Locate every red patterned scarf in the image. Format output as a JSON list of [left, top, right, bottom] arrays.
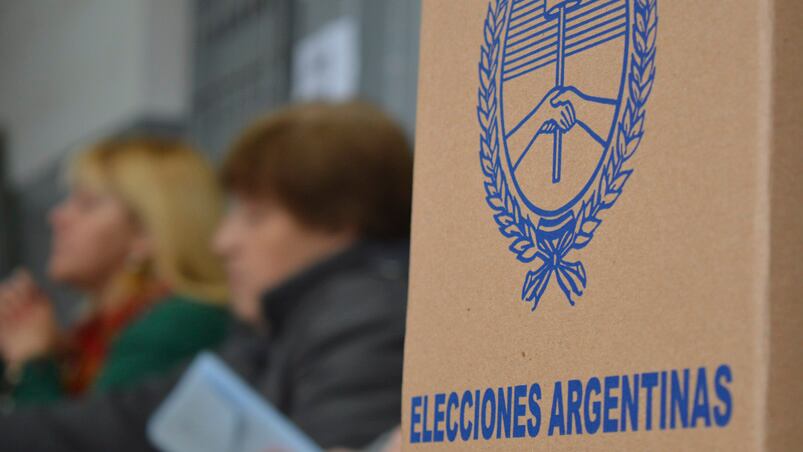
[[63, 281, 169, 395]]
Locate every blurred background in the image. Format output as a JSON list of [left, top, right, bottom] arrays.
[[0, 0, 421, 319]]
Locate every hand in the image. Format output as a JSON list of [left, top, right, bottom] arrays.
[[549, 86, 585, 117], [537, 87, 576, 133], [0, 270, 58, 371]]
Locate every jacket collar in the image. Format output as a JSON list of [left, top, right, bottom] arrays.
[[260, 241, 371, 335]]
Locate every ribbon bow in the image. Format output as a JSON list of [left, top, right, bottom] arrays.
[[521, 222, 587, 311]]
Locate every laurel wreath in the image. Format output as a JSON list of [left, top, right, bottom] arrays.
[[478, 0, 657, 310]]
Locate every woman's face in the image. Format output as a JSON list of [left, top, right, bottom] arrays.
[[213, 196, 355, 324], [48, 185, 143, 292]]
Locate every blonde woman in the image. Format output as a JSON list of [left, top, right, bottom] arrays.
[[0, 137, 229, 405]]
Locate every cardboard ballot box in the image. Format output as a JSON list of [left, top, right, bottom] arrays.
[[401, 0, 802, 450]]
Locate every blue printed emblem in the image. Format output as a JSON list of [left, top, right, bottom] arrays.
[[477, 0, 657, 311]]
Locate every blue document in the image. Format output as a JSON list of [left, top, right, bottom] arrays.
[[148, 352, 322, 452]]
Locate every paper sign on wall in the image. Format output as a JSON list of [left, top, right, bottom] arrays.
[[292, 16, 359, 101]]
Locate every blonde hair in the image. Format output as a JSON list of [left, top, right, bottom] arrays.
[[68, 137, 228, 304]]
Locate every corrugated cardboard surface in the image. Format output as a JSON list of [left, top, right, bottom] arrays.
[[768, 1, 803, 450], [402, 0, 801, 450]]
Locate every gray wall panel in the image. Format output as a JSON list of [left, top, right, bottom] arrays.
[[191, 0, 293, 159], [191, 0, 421, 156]]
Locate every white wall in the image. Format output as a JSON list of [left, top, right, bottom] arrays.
[[0, 0, 190, 186]]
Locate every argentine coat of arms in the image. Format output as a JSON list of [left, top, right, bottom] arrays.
[[477, 0, 658, 311]]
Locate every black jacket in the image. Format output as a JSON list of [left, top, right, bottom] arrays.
[[0, 241, 408, 451]]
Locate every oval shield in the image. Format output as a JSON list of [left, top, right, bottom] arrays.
[[477, 0, 658, 311]]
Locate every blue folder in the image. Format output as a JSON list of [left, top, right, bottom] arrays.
[[148, 352, 322, 452]]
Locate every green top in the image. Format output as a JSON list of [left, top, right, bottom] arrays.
[[10, 295, 229, 407]]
